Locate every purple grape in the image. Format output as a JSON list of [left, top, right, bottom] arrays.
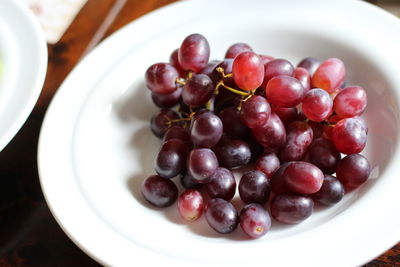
[[297, 57, 320, 76], [200, 60, 219, 77], [255, 152, 280, 177], [262, 58, 294, 87], [162, 125, 191, 144], [271, 193, 313, 224], [293, 67, 311, 92], [279, 121, 313, 162], [240, 203, 271, 238], [210, 59, 234, 86], [178, 34, 210, 73], [251, 112, 287, 152], [190, 112, 223, 148], [273, 107, 298, 127], [213, 136, 251, 169], [239, 170, 270, 204], [336, 154, 371, 190], [309, 137, 341, 174], [283, 161, 324, 194], [141, 175, 178, 208], [243, 134, 264, 163], [332, 117, 367, 154], [145, 63, 179, 94], [302, 88, 333, 122], [187, 148, 218, 183], [270, 162, 291, 194], [151, 86, 182, 109], [169, 48, 186, 77], [155, 139, 188, 179], [179, 172, 202, 189], [205, 167, 236, 201], [150, 109, 180, 138], [225, 43, 253, 59], [182, 74, 214, 108], [312, 175, 344, 205], [218, 107, 249, 137], [240, 95, 271, 128], [205, 198, 238, 234]]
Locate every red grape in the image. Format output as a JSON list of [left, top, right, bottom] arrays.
[[283, 161, 324, 194], [297, 57, 320, 76], [155, 138, 188, 179], [205, 198, 238, 234], [309, 137, 341, 174], [200, 60, 219, 77], [150, 109, 180, 138], [218, 107, 249, 137], [332, 117, 367, 154], [333, 86, 367, 118], [187, 148, 218, 183], [240, 95, 271, 128], [151, 86, 182, 108], [169, 48, 186, 77], [262, 59, 294, 87], [272, 106, 298, 127], [322, 115, 341, 140], [213, 136, 251, 169], [336, 154, 371, 190], [141, 175, 178, 208], [190, 111, 223, 148], [240, 203, 271, 238], [259, 54, 274, 65], [178, 33, 210, 72], [225, 43, 253, 59], [145, 63, 179, 94], [251, 112, 287, 152], [180, 172, 202, 189], [293, 67, 311, 92], [210, 58, 234, 85], [163, 125, 191, 144], [302, 88, 333, 122], [255, 152, 280, 177], [312, 58, 346, 93], [280, 121, 313, 162], [265, 75, 304, 108], [178, 189, 204, 221], [270, 163, 291, 194], [232, 51, 264, 91], [182, 74, 214, 108], [312, 175, 344, 206], [271, 193, 313, 224], [205, 167, 236, 201], [239, 170, 271, 204]]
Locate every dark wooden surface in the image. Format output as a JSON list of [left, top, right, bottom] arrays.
[[0, 0, 399, 266]]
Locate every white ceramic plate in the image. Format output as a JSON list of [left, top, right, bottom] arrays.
[[0, 0, 47, 151], [38, 1, 400, 266]]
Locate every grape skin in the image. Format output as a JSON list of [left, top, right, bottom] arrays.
[[279, 121, 313, 162], [265, 75, 305, 108], [178, 33, 210, 73], [141, 175, 178, 208], [205, 198, 238, 234]]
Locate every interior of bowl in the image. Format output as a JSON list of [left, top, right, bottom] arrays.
[[66, 2, 400, 264]]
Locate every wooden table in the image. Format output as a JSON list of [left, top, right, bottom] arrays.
[[0, 0, 398, 266]]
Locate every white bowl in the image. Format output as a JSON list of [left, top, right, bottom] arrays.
[[0, 0, 47, 151], [38, 0, 400, 266]]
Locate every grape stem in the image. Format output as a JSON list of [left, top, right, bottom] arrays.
[[175, 78, 186, 86], [215, 67, 251, 97], [215, 80, 250, 97]]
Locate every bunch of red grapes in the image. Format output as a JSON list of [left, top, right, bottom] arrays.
[[141, 33, 371, 238]]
